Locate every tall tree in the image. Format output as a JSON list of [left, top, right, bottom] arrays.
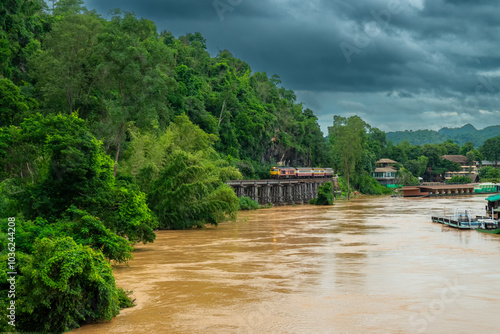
[[0, 0, 49, 82], [11, 113, 158, 243], [480, 136, 500, 165], [52, 0, 85, 16], [329, 115, 367, 199], [0, 78, 32, 126], [460, 141, 475, 156], [94, 11, 174, 177], [441, 139, 460, 155], [122, 115, 241, 229], [29, 13, 103, 114]]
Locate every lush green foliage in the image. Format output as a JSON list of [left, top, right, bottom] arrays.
[[15, 237, 120, 332], [395, 167, 420, 186], [0, 113, 156, 331], [329, 116, 368, 199], [337, 176, 350, 197], [148, 151, 239, 229], [122, 115, 241, 229], [478, 166, 500, 183], [1, 113, 159, 244], [1, 209, 133, 263], [0, 0, 49, 82], [2, 1, 500, 331], [238, 196, 260, 210], [117, 288, 135, 308], [311, 182, 334, 205], [0, 78, 36, 126], [1, 4, 333, 328], [446, 176, 472, 184], [356, 173, 394, 194], [480, 136, 500, 163], [383, 140, 466, 182], [404, 156, 429, 178]]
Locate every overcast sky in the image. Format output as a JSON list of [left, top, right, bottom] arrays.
[[83, 0, 500, 134]]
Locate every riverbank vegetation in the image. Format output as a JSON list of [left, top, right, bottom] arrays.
[[310, 182, 334, 205], [238, 197, 260, 210], [0, 1, 330, 331], [1, 0, 500, 332], [329, 114, 499, 190]]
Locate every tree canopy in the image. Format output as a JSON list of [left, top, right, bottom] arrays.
[[329, 115, 368, 199], [480, 136, 500, 164]]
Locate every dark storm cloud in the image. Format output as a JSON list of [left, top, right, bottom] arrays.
[[83, 0, 500, 132], [86, 0, 223, 19], [85, 0, 287, 20]]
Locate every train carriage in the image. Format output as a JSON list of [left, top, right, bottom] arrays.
[[295, 167, 314, 178], [271, 167, 334, 179], [312, 168, 325, 177]]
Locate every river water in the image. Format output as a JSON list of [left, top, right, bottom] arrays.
[[73, 195, 500, 333]]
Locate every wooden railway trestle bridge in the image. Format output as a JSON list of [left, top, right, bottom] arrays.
[[226, 178, 340, 205]]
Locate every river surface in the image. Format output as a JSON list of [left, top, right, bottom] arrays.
[[73, 195, 500, 334]]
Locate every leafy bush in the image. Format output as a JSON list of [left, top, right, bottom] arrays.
[[62, 206, 134, 263], [238, 196, 259, 210], [117, 288, 135, 308], [0, 209, 133, 263], [15, 237, 120, 333], [395, 167, 420, 186], [312, 182, 334, 205], [0, 179, 22, 219], [338, 176, 349, 197], [354, 172, 392, 195], [478, 178, 499, 183], [479, 166, 500, 180], [149, 151, 239, 229]]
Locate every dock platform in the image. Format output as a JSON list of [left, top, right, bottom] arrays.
[[403, 184, 475, 197]]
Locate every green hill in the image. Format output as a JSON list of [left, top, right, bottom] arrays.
[[387, 124, 500, 147]]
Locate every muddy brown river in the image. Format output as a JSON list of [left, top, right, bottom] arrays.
[[73, 195, 500, 333]]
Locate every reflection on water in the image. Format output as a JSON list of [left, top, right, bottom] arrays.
[[73, 195, 500, 333]]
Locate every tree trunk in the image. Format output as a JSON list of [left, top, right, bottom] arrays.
[[66, 88, 74, 114], [113, 122, 125, 178], [345, 159, 350, 200], [346, 169, 350, 200], [114, 82, 127, 178], [218, 98, 227, 127]]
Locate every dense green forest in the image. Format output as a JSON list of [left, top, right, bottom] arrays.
[[2, 0, 500, 332], [387, 124, 500, 147], [0, 0, 332, 331]]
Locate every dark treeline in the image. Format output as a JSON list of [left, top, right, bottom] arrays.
[[2, 0, 500, 332], [387, 124, 500, 147], [328, 115, 500, 196]]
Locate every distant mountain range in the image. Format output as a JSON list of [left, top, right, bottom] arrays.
[[386, 124, 500, 147]]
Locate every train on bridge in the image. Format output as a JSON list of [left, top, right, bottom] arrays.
[[270, 167, 334, 179]]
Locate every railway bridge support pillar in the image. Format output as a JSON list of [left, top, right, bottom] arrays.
[[226, 178, 339, 206]]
